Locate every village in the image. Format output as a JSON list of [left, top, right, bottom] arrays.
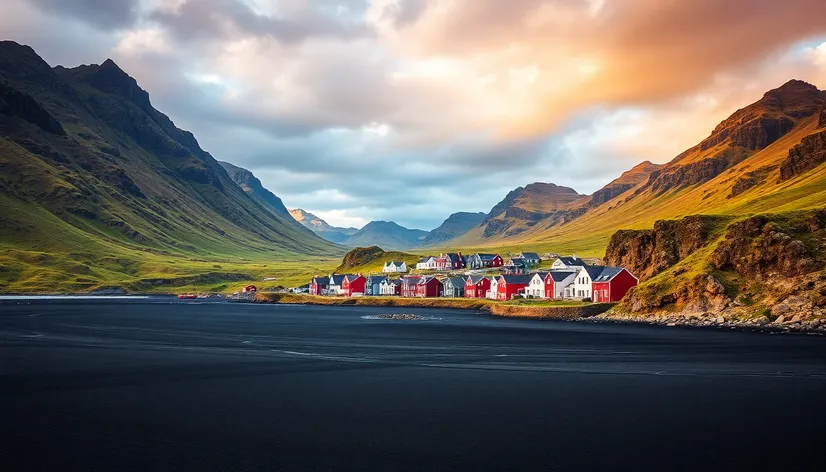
[[304, 252, 639, 303]]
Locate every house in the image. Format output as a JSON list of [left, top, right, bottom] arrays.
[[503, 258, 527, 275], [442, 277, 467, 298], [571, 266, 606, 299], [591, 267, 639, 302], [292, 284, 310, 294], [551, 255, 587, 272], [328, 274, 347, 295], [380, 278, 403, 296], [382, 261, 407, 273], [365, 275, 388, 296], [545, 271, 577, 299], [495, 275, 533, 300], [242, 285, 257, 293], [310, 276, 329, 295], [436, 253, 466, 271], [416, 276, 443, 298], [401, 276, 422, 297], [488, 276, 500, 299], [465, 276, 491, 298], [341, 274, 366, 297], [526, 272, 550, 298], [416, 256, 438, 271], [517, 252, 541, 267], [467, 253, 503, 269]]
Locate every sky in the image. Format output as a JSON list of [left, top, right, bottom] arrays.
[[3, 0, 826, 230]]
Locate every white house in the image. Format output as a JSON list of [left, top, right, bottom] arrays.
[[527, 272, 549, 298], [382, 261, 407, 273], [416, 256, 438, 270], [546, 271, 577, 299], [551, 255, 587, 272], [328, 274, 346, 296], [571, 266, 605, 299], [379, 278, 402, 296], [487, 276, 500, 299]]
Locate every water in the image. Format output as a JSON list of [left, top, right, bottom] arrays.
[[1, 299, 824, 471]]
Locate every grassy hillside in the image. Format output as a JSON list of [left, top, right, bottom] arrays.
[[0, 41, 342, 293], [444, 80, 826, 258]]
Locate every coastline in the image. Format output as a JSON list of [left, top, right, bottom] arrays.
[[253, 293, 826, 333]]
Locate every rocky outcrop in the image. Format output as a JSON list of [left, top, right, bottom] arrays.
[[728, 165, 775, 198], [710, 215, 823, 278], [337, 246, 386, 270], [778, 128, 826, 181], [0, 81, 65, 135], [623, 274, 730, 314], [604, 215, 724, 281]]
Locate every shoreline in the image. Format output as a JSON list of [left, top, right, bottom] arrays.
[[253, 293, 826, 334]]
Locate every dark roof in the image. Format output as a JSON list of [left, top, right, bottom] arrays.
[[418, 276, 443, 285], [520, 252, 540, 260], [312, 276, 330, 285], [343, 274, 363, 283], [548, 271, 576, 282], [367, 275, 388, 282], [556, 256, 582, 266], [476, 253, 499, 261], [500, 275, 533, 284], [417, 256, 435, 263], [582, 266, 605, 280], [385, 261, 404, 267], [402, 276, 421, 285], [532, 272, 550, 280], [329, 274, 347, 285], [593, 267, 626, 282], [467, 275, 489, 284], [446, 277, 466, 287], [505, 258, 526, 267]]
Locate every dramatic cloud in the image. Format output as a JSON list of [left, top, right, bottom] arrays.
[[7, 0, 826, 228]]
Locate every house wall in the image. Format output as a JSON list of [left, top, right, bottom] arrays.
[[527, 276, 546, 298], [488, 278, 499, 299], [572, 269, 594, 299]]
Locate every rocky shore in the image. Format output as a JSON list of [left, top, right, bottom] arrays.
[[596, 310, 826, 333]]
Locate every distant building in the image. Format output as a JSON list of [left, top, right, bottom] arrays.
[[467, 253, 503, 269], [436, 253, 466, 271], [591, 267, 638, 302], [416, 256, 438, 271], [416, 276, 443, 298], [442, 277, 466, 298], [380, 278, 403, 296], [341, 274, 366, 297], [503, 258, 527, 275], [365, 275, 388, 296], [401, 276, 422, 297], [495, 275, 533, 300], [310, 276, 329, 295], [551, 255, 587, 272], [517, 252, 541, 267], [545, 271, 577, 299], [382, 261, 407, 273], [465, 276, 492, 299]]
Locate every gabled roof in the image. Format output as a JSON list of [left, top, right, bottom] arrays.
[[581, 265, 605, 280], [367, 275, 388, 282], [548, 271, 576, 282], [505, 258, 526, 266], [475, 253, 499, 261], [593, 267, 626, 282], [531, 272, 550, 281], [467, 275, 489, 284], [520, 252, 540, 260], [312, 276, 330, 285], [417, 256, 435, 263], [556, 256, 582, 266], [330, 274, 348, 285], [385, 261, 405, 267], [402, 276, 421, 285], [343, 274, 364, 283], [418, 275, 440, 285], [500, 275, 533, 284], [445, 277, 466, 287]]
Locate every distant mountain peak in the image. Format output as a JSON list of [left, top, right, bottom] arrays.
[[288, 208, 359, 244]]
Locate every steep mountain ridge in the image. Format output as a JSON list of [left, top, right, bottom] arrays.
[[288, 208, 358, 244], [445, 79, 826, 256], [421, 212, 486, 246], [0, 41, 339, 292]]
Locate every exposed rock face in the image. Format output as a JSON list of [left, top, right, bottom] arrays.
[[778, 128, 826, 181], [728, 165, 775, 198], [710, 215, 823, 278], [604, 215, 723, 281], [625, 274, 730, 314], [0, 80, 64, 135]]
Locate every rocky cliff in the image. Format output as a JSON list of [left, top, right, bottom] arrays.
[[607, 209, 826, 324]]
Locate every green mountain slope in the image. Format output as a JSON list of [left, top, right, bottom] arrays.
[[447, 80, 826, 256], [0, 41, 341, 293]]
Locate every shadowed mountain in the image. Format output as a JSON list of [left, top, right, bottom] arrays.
[[421, 212, 486, 246], [288, 208, 358, 244], [0, 41, 340, 292], [343, 221, 429, 250]]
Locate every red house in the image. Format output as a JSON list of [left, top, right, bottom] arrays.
[[465, 276, 491, 298], [401, 276, 421, 298], [310, 276, 329, 295], [416, 276, 443, 298], [496, 275, 532, 301], [591, 267, 638, 302], [436, 253, 466, 271], [544, 271, 577, 299], [341, 274, 366, 297]]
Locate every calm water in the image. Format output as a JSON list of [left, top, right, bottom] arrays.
[[1, 299, 824, 471]]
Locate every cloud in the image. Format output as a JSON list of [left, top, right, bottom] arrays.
[[28, 0, 140, 29], [5, 0, 826, 229]]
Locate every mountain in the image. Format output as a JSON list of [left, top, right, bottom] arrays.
[[421, 212, 486, 246], [343, 221, 429, 250], [0, 41, 340, 293], [448, 79, 826, 255], [288, 208, 358, 244]]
